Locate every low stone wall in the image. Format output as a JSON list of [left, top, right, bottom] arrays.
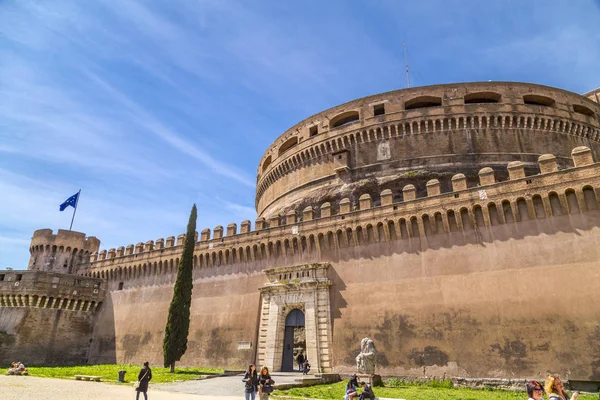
[[451, 377, 528, 391]]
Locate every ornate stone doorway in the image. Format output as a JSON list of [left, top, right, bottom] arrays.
[[256, 263, 333, 373], [281, 309, 304, 372]]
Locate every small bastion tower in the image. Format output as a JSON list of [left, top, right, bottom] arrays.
[[0, 229, 105, 366], [28, 229, 100, 274]]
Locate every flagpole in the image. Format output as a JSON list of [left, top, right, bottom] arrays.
[[69, 189, 81, 231]]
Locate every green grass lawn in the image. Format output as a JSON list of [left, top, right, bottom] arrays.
[[274, 381, 598, 400], [24, 364, 223, 384]]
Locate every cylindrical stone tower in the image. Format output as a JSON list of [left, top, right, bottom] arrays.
[[28, 229, 101, 274], [256, 82, 600, 219]]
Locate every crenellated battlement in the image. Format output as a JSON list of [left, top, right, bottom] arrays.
[[83, 145, 599, 283], [29, 229, 100, 274]]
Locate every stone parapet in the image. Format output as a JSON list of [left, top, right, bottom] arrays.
[[0, 270, 105, 313], [83, 146, 599, 284]]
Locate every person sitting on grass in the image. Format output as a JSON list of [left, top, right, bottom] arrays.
[[6, 361, 26, 376], [545, 375, 579, 400], [358, 381, 375, 400], [526, 380, 545, 400], [344, 375, 358, 400], [5, 362, 16, 375]]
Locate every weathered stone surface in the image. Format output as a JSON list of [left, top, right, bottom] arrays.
[[4, 82, 600, 380]]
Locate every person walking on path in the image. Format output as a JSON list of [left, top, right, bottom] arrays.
[[243, 364, 258, 400], [258, 366, 274, 400], [296, 353, 305, 372], [135, 361, 152, 400]]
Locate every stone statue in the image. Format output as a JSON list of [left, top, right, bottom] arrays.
[[356, 337, 376, 374]]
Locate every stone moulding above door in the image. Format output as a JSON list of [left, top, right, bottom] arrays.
[[257, 263, 333, 373]]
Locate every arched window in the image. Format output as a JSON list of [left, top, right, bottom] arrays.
[[330, 111, 360, 128], [460, 209, 472, 230], [464, 92, 501, 104], [387, 221, 397, 240], [573, 104, 594, 117], [405, 96, 442, 110], [517, 198, 530, 221], [422, 215, 432, 236], [532, 195, 545, 219], [261, 156, 272, 173], [473, 206, 485, 227], [377, 223, 385, 241], [566, 190, 580, 214], [549, 192, 562, 216], [399, 218, 409, 238], [336, 230, 345, 248], [488, 203, 500, 226], [502, 200, 514, 223], [523, 95, 555, 107], [583, 186, 597, 211], [279, 137, 298, 157], [410, 217, 419, 237]]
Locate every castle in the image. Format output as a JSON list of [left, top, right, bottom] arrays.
[[1, 82, 600, 381]]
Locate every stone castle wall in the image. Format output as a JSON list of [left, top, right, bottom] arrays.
[[88, 264, 263, 367], [255, 82, 600, 219], [3, 81, 599, 380], [329, 212, 600, 380], [80, 146, 600, 379], [0, 271, 105, 365]]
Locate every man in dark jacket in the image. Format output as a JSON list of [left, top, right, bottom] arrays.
[[296, 353, 305, 372], [358, 381, 375, 400]]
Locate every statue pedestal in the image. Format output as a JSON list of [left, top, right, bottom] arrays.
[[357, 373, 383, 387]]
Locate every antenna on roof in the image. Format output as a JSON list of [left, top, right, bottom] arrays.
[[404, 41, 411, 88]]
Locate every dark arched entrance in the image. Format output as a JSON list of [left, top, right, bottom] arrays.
[[281, 309, 305, 372]]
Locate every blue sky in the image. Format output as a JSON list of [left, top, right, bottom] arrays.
[[1, 0, 599, 269]]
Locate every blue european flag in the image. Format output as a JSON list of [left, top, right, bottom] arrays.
[[59, 192, 79, 211]]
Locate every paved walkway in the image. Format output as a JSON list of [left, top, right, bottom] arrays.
[[0, 375, 240, 400], [156, 372, 306, 396]]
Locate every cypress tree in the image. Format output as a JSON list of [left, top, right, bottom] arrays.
[[163, 204, 197, 373]]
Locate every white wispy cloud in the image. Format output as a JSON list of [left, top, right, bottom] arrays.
[[84, 72, 254, 187]]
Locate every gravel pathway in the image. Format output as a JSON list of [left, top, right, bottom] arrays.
[[0, 375, 240, 400]]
